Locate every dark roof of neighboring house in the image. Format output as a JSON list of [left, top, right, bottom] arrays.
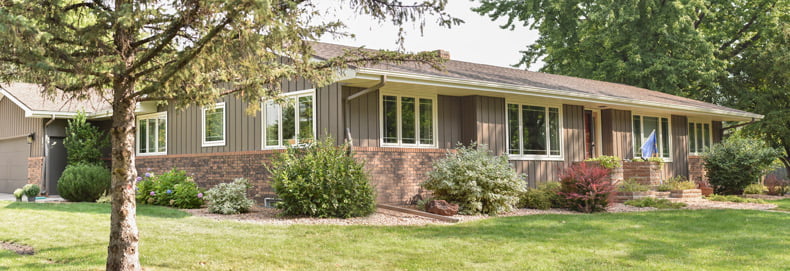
[[0, 82, 111, 116], [311, 42, 758, 118]]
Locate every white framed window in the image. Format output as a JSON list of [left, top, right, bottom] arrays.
[[506, 103, 563, 160], [688, 121, 711, 155], [262, 90, 316, 148], [632, 114, 671, 159], [380, 93, 437, 147], [202, 102, 226, 147], [136, 112, 167, 155]]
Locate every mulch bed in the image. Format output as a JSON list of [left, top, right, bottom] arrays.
[[0, 241, 35, 255]]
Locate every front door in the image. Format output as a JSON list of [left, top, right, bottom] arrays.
[[47, 137, 67, 195], [583, 110, 599, 159]]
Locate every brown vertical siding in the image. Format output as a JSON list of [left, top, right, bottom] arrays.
[[437, 95, 462, 148], [344, 86, 378, 147], [475, 96, 506, 154], [0, 98, 44, 156], [459, 96, 478, 145], [670, 115, 689, 178], [316, 83, 344, 145], [712, 121, 723, 143], [600, 109, 632, 159]]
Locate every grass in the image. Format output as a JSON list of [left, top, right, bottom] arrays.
[[0, 201, 788, 270], [767, 198, 790, 211], [623, 198, 686, 209]]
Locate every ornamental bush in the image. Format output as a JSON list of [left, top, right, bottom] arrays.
[[617, 178, 649, 192], [519, 182, 564, 210], [205, 178, 255, 215], [58, 163, 111, 202], [269, 137, 376, 218], [63, 111, 109, 165], [743, 183, 768, 195], [13, 188, 24, 201], [136, 169, 205, 209], [421, 144, 526, 215], [702, 137, 779, 195], [559, 163, 615, 213], [658, 175, 697, 191]]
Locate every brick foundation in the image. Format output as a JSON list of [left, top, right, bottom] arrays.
[[622, 161, 662, 186], [134, 147, 451, 205], [688, 156, 707, 185], [135, 150, 284, 203], [27, 156, 44, 187], [353, 147, 450, 204]]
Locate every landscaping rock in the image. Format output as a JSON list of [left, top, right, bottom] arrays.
[[426, 200, 459, 216]]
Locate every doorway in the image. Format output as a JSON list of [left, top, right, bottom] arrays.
[[46, 137, 67, 195], [583, 110, 601, 159]]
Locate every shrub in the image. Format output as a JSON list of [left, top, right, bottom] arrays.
[[659, 176, 697, 191], [57, 164, 111, 202], [706, 194, 767, 204], [559, 163, 615, 213], [63, 111, 109, 165], [742, 183, 768, 195], [96, 191, 112, 204], [415, 197, 434, 211], [624, 198, 686, 209], [631, 157, 664, 169], [135, 169, 205, 209], [22, 184, 40, 198], [13, 188, 24, 201], [617, 178, 649, 192], [584, 155, 622, 169], [518, 182, 565, 210], [204, 178, 254, 215], [421, 144, 526, 215], [269, 137, 376, 218], [765, 175, 789, 196], [702, 137, 780, 194]]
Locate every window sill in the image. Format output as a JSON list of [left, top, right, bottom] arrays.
[[380, 143, 438, 149], [202, 141, 226, 147], [137, 152, 167, 156], [507, 155, 564, 161]]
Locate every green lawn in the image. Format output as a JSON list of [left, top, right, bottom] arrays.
[[768, 198, 790, 211], [0, 202, 788, 270]]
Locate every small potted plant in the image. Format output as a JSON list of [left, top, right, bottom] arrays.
[[13, 188, 24, 202], [23, 184, 40, 202]]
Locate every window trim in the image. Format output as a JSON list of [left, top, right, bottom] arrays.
[[505, 101, 564, 161], [201, 102, 226, 147], [631, 113, 672, 162], [136, 112, 167, 156], [379, 92, 438, 148], [688, 120, 713, 156], [261, 89, 317, 149]]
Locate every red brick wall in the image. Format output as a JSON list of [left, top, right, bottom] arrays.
[[27, 156, 44, 186], [353, 147, 450, 204], [622, 161, 663, 186], [134, 147, 451, 204], [688, 156, 707, 185], [135, 150, 284, 202]]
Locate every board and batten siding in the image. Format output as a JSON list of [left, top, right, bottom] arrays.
[[601, 109, 633, 159], [457, 95, 506, 154], [667, 115, 689, 178], [0, 97, 44, 157], [509, 104, 585, 187], [344, 87, 378, 147], [166, 80, 343, 155]]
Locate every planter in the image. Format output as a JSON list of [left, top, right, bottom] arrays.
[[27, 196, 35, 202], [653, 191, 670, 199], [699, 187, 713, 197], [669, 189, 702, 199], [616, 191, 654, 203]]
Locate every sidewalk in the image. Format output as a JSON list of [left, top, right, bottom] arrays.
[[0, 193, 64, 202]]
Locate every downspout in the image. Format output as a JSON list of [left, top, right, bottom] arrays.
[[344, 75, 387, 151], [42, 115, 55, 195]]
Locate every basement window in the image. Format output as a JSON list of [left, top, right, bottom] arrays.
[[137, 112, 167, 155]]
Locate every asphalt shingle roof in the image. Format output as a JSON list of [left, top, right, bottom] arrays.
[[0, 82, 111, 114]]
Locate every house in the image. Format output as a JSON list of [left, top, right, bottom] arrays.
[[0, 42, 762, 203]]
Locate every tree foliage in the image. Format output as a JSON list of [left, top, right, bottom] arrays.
[[0, 1, 460, 269]]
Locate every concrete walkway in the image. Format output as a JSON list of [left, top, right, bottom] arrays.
[[0, 193, 64, 202]]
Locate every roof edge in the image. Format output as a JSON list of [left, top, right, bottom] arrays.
[[0, 86, 35, 117], [355, 68, 763, 121]]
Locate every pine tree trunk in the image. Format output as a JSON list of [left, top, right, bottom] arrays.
[[106, 84, 140, 271]]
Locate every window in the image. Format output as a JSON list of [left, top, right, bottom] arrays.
[[632, 115, 670, 159], [202, 102, 226, 147], [506, 103, 561, 159], [137, 112, 167, 155], [263, 91, 315, 148], [688, 121, 711, 155], [381, 94, 435, 147]]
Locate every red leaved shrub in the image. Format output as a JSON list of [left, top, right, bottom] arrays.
[[559, 163, 615, 213]]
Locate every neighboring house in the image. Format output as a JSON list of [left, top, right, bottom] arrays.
[[0, 42, 762, 203]]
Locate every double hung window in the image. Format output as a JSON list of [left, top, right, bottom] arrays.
[[202, 102, 226, 147], [688, 122, 711, 155]]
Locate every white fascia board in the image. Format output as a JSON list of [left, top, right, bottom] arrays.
[[354, 68, 763, 121], [0, 87, 34, 116]]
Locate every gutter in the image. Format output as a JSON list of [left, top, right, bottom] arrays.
[[354, 69, 763, 121], [42, 115, 56, 195], [344, 75, 387, 149]]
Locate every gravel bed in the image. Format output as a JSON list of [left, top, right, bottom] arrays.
[[184, 198, 779, 226]]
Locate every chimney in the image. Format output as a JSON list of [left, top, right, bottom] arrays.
[[434, 49, 451, 60]]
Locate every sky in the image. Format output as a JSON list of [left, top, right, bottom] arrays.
[[314, 1, 542, 71]]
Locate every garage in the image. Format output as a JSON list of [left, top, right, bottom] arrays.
[[0, 137, 29, 193]]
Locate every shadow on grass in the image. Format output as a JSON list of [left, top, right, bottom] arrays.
[[0, 242, 108, 271], [3, 202, 191, 219]]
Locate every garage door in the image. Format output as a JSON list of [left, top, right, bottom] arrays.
[[0, 137, 28, 193]]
